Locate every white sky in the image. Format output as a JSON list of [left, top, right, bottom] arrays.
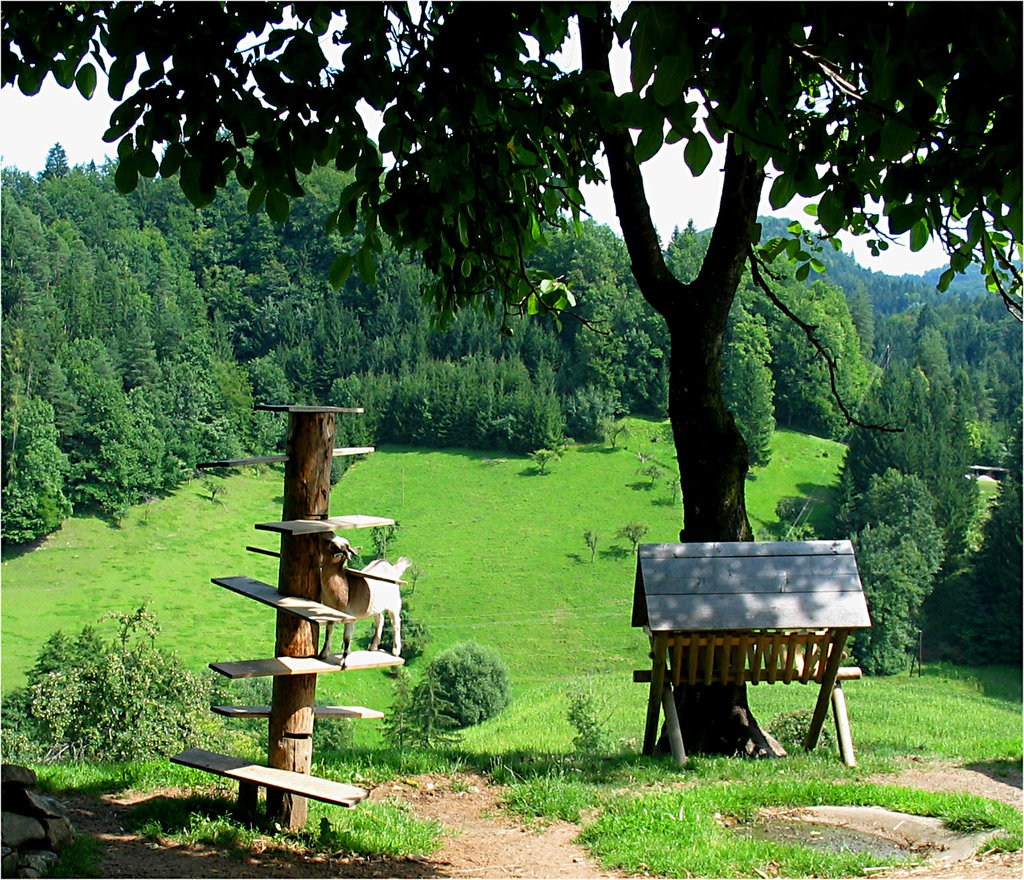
[[0, 76, 949, 278]]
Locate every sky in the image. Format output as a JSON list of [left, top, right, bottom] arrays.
[[1, 75, 951, 279]]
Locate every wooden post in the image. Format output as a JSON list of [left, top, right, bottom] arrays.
[[803, 629, 849, 752], [643, 633, 669, 755], [265, 410, 335, 829]]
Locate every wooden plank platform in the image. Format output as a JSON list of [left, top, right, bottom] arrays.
[[210, 650, 404, 679], [254, 405, 364, 414], [198, 448, 375, 469], [212, 705, 385, 719], [212, 576, 355, 624], [171, 748, 367, 807], [255, 515, 395, 535]]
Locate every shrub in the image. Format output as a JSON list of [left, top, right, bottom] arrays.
[[768, 708, 834, 754], [2, 605, 207, 763], [424, 642, 511, 728], [566, 676, 611, 754]]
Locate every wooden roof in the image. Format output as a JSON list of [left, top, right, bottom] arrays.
[[632, 540, 871, 632]]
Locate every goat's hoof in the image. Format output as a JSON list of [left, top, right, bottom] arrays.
[[319, 653, 342, 667]]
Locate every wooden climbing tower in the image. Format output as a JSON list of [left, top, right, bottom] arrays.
[[171, 404, 403, 829]]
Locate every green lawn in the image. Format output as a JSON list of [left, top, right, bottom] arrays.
[[2, 423, 845, 703]]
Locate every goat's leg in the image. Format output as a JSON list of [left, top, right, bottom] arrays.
[[391, 609, 402, 657], [368, 613, 385, 652], [341, 621, 355, 666], [318, 622, 343, 665]]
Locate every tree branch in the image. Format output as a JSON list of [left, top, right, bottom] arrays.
[[748, 251, 903, 434]]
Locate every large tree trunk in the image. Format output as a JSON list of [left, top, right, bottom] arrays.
[[580, 12, 782, 758]]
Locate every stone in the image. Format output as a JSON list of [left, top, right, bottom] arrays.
[[42, 816, 75, 851], [1, 766, 37, 788], [24, 791, 69, 821], [2, 846, 19, 876], [18, 849, 58, 878], [1, 813, 45, 849]]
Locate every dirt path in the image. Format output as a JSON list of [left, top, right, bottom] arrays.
[[60, 763, 1020, 879]]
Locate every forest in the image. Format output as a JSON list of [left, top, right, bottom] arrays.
[[2, 146, 1021, 671]]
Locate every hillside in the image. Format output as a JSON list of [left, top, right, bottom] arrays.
[[0, 424, 846, 702]]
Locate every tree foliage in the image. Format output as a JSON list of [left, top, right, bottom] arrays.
[[2, 608, 207, 763], [423, 641, 511, 729], [4, 3, 1019, 551]]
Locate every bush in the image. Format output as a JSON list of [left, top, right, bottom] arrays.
[[566, 676, 611, 754], [1, 605, 207, 764], [424, 642, 511, 728], [768, 708, 834, 754]]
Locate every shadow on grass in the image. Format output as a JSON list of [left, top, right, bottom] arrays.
[[598, 546, 631, 561], [966, 759, 1023, 790]]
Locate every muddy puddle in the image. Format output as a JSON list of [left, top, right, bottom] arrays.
[[735, 816, 913, 860]]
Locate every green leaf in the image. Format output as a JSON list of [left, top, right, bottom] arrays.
[[266, 189, 290, 223], [328, 254, 354, 289], [108, 55, 137, 101], [966, 210, 986, 246], [887, 202, 922, 236], [114, 156, 139, 194], [159, 142, 185, 177], [75, 63, 97, 99], [817, 190, 844, 234], [909, 218, 930, 252], [683, 132, 713, 176], [879, 118, 918, 160], [246, 183, 267, 214], [634, 125, 664, 163], [356, 245, 376, 285], [769, 173, 797, 210], [18, 66, 43, 96], [795, 262, 811, 282], [651, 54, 688, 107]]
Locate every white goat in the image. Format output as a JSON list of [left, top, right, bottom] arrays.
[[317, 534, 410, 664]]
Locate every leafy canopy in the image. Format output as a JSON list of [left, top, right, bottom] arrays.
[[3, 3, 1020, 319]]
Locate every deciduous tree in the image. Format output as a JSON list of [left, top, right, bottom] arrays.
[[4, 1, 1019, 757]]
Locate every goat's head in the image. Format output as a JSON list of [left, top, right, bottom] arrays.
[[324, 533, 360, 562]]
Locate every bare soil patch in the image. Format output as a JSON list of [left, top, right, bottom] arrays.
[[58, 762, 1020, 879]]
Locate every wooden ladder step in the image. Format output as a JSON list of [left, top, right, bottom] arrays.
[[171, 748, 367, 807], [210, 650, 405, 679], [197, 447, 376, 469], [212, 705, 385, 719], [212, 576, 355, 625], [255, 515, 395, 535]]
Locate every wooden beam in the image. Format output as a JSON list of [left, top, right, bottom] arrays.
[[255, 515, 395, 535], [642, 633, 669, 755], [210, 650, 404, 679], [212, 576, 355, 625], [804, 629, 849, 752], [171, 748, 367, 808], [197, 447, 375, 470], [212, 705, 384, 720], [255, 405, 364, 414]]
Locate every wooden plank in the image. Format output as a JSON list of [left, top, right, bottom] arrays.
[[638, 557, 862, 595], [639, 540, 854, 559], [805, 629, 850, 751], [212, 576, 355, 625], [212, 705, 384, 720], [198, 447, 375, 470], [643, 633, 669, 756], [171, 748, 367, 807], [255, 404, 364, 413], [645, 590, 871, 631], [255, 515, 395, 535], [210, 650, 405, 679], [198, 454, 289, 468]]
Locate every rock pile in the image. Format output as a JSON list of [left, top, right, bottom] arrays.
[[1, 764, 76, 878]]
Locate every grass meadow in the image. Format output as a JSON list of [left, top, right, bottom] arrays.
[[4, 418, 1020, 878]]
